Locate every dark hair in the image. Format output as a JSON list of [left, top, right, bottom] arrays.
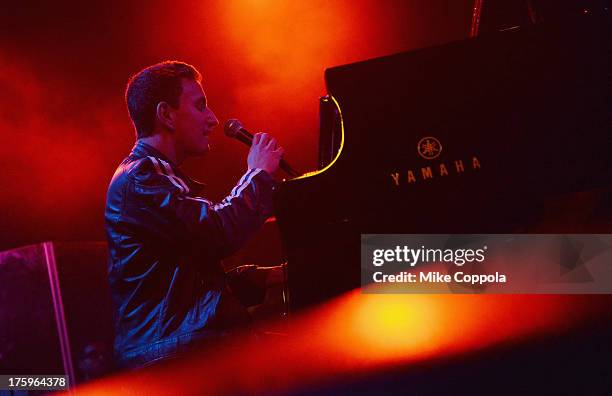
[[125, 61, 202, 138]]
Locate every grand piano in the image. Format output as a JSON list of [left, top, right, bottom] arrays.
[[274, 13, 612, 311]]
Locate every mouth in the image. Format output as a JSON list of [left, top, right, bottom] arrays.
[[205, 123, 217, 134]]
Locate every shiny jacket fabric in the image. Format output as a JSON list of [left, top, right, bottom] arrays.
[[105, 141, 275, 368]]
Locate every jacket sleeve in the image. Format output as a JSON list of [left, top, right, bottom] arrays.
[[126, 157, 276, 259]]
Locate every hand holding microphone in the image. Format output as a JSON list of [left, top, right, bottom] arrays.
[[247, 132, 284, 176], [224, 119, 300, 177]]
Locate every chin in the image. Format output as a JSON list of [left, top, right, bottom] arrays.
[[187, 141, 210, 157]]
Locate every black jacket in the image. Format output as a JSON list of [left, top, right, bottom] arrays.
[[105, 141, 275, 367]]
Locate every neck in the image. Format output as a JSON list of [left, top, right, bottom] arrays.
[[139, 133, 185, 165]]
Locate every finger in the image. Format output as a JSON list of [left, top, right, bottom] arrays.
[[253, 133, 262, 145], [266, 137, 278, 149], [259, 132, 270, 146], [275, 146, 285, 156]]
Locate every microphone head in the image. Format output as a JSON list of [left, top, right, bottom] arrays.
[[224, 119, 244, 138]]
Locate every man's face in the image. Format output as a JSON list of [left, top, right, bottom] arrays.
[[172, 79, 219, 157]]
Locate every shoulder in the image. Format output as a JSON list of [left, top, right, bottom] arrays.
[[125, 156, 159, 179], [124, 156, 186, 193]]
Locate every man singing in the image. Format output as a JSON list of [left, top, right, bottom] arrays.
[[105, 61, 283, 369]]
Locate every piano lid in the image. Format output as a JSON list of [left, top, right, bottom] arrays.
[[282, 14, 611, 231]]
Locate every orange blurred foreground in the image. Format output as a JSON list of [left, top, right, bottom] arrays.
[[70, 288, 610, 395]]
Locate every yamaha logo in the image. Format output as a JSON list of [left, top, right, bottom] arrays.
[[417, 136, 442, 160], [389, 136, 481, 186]]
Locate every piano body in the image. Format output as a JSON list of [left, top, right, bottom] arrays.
[[274, 14, 612, 310]]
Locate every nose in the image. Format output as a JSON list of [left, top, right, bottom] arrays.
[[207, 109, 219, 127]]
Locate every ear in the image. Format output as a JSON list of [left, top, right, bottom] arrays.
[[156, 102, 175, 131]]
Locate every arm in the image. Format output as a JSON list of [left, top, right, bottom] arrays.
[[125, 133, 283, 260], [129, 162, 276, 259]]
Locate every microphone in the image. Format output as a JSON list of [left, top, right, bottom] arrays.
[[224, 119, 300, 177]]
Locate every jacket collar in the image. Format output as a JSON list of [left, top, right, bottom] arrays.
[[131, 140, 175, 165], [130, 140, 207, 193]]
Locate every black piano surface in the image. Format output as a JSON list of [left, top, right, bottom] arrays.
[[274, 15, 612, 311]]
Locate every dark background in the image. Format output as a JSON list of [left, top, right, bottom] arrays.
[[0, 0, 473, 251]]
